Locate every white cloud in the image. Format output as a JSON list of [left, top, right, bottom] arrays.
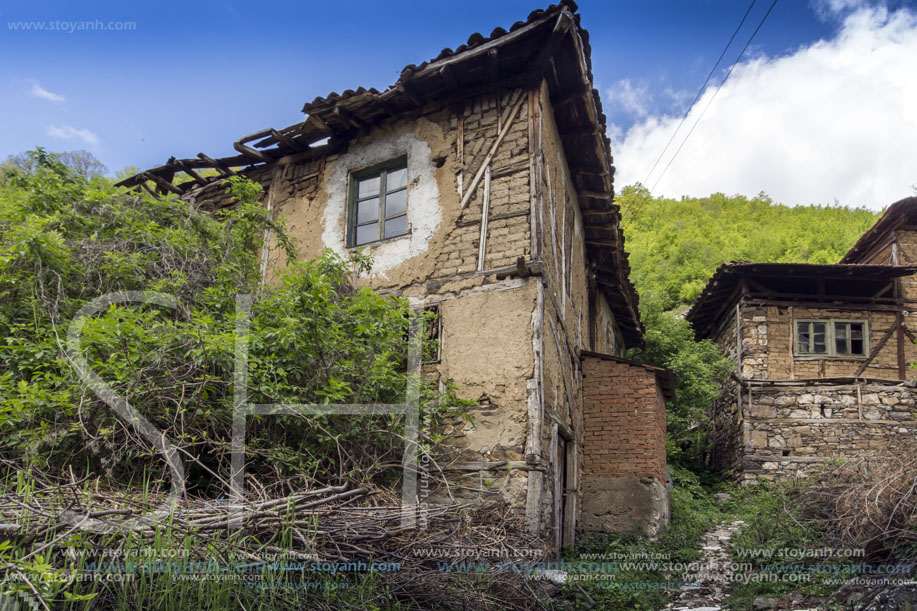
[[27, 80, 65, 103], [605, 78, 651, 118], [613, 6, 917, 210], [46, 124, 99, 147]]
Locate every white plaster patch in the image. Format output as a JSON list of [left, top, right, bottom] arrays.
[[322, 125, 441, 278]]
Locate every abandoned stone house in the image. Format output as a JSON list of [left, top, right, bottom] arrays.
[[117, 1, 671, 546], [687, 196, 917, 483]]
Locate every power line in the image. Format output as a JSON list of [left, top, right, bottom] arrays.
[[642, 0, 758, 188], [650, 0, 780, 193]]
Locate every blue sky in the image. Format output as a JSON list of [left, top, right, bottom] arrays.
[[2, 0, 916, 208]]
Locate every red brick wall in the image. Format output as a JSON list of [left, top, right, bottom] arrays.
[[582, 356, 667, 483]]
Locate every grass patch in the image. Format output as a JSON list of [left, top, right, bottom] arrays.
[[559, 468, 725, 610]]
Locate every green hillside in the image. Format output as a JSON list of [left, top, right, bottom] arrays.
[[617, 184, 881, 312]]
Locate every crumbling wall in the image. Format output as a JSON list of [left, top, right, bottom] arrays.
[[207, 88, 542, 514], [579, 356, 669, 537], [739, 383, 917, 482]]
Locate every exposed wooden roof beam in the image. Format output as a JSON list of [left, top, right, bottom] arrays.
[[143, 172, 184, 195], [198, 153, 237, 176], [333, 105, 364, 130]]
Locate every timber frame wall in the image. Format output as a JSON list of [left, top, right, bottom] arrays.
[[115, 1, 670, 547]]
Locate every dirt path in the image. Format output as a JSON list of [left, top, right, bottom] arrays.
[[665, 519, 745, 611]]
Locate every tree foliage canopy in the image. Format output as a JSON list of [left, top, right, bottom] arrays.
[[0, 149, 465, 494]]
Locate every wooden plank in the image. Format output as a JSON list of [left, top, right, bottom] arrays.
[[333, 105, 363, 130], [854, 321, 897, 377], [476, 167, 492, 272], [143, 172, 183, 195], [269, 129, 307, 151], [460, 91, 525, 209], [198, 152, 237, 176]]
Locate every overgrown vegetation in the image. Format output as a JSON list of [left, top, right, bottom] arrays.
[[619, 184, 880, 472], [0, 149, 499, 609], [618, 184, 879, 311], [561, 468, 725, 610]]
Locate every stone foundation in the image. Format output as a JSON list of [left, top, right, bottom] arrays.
[[721, 382, 917, 482]]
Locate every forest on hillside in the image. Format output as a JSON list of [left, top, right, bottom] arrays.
[[617, 184, 880, 312]]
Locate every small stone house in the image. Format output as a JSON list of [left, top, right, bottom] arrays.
[[688, 196, 917, 482], [118, 1, 672, 546]]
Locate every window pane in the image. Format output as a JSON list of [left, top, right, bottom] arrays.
[[812, 322, 826, 353], [851, 338, 865, 355], [385, 189, 407, 217], [357, 197, 379, 224], [850, 323, 864, 339], [797, 322, 810, 353], [835, 323, 848, 354], [850, 324, 865, 355], [387, 167, 407, 191], [355, 223, 378, 245], [384, 215, 407, 238], [358, 176, 380, 198]]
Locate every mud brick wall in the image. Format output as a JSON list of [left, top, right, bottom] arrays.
[[434, 90, 531, 278], [581, 357, 666, 483], [736, 384, 917, 482]]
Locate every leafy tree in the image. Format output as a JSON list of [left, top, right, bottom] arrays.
[[0, 149, 466, 493], [618, 184, 879, 311], [2, 148, 107, 178]]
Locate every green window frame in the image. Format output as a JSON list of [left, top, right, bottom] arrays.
[[794, 319, 867, 358], [348, 157, 408, 247]]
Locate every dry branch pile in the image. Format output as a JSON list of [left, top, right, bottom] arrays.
[[794, 454, 917, 561], [0, 464, 548, 610]]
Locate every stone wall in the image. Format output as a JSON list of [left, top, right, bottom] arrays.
[[579, 355, 668, 536], [736, 383, 917, 482]]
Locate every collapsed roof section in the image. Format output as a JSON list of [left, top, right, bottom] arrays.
[[686, 261, 917, 340], [115, 0, 644, 346]]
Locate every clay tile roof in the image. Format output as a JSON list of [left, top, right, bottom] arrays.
[[114, 1, 645, 348], [841, 196, 917, 264]]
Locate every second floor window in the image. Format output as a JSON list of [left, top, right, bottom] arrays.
[[349, 157, 408, 246], [795, 319, 867, 357]]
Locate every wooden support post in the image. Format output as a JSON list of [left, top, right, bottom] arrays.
[[476, 167, 492, 272], [258, 166, 283, 293], [789, 306, 795, 380]]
